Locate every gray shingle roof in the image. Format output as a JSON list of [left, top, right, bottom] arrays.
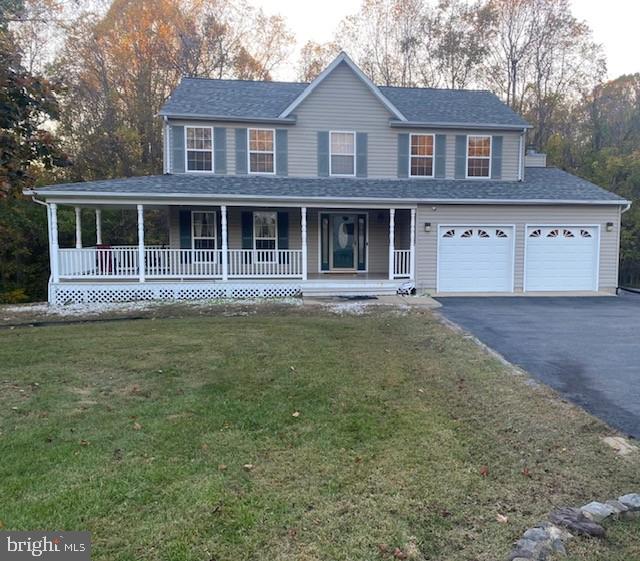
[[34, 168, 626, 204], [159, 75, 529, 128], [379, 86, 529, 127], [159, 78, 307, 119]]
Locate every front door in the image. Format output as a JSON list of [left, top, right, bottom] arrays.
[[331, 214, 356, 270]]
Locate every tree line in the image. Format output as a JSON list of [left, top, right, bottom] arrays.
[[1, 0, 639, 301]]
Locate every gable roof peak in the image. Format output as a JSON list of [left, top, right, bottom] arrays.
[[278, 51, 406, 121]]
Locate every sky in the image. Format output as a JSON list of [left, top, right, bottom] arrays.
[[250, 0, 639, 82]]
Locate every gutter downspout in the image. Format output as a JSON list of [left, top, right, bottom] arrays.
[[163, 116, 170, 174], [518, 130, 525, 181]]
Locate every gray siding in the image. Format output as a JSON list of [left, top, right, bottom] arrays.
[[165, 63, 524, 180], [415, 204, 620, 293]]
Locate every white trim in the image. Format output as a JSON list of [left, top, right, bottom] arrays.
[[436, 224, 516, 293], [316, 210, 369, 274], [247, 127, 276, 175], [518, 132, 524, 181], [137, 204, 145, 283], [523, 224, 601, 292], [465, 135, 492, 179], [191, 210, 217, 256], [221, 205, 228, 281], [75, 207, 82, 248], [301, 207, 308, 281], [95, 209, 102, 245], [279, 52, 406, 121], [410, 208, 416, 281], [32, 192, 631, 207], [409, 133, 435, 178], [329, 130, 356, 177], [388, 209, 395, 280], [184, 126, 215, 173]]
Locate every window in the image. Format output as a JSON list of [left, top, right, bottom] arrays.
[[330, 131, 355, 176], [410, 134, 434, 177], [192, 211, 216, 250], [467, 135, 491, 178], [249, 128, 275, 174], [253, 211, 277, 261], [186, 127, 213, 172]]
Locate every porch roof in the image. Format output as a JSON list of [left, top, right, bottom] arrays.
[[29, 167, 628, 206]]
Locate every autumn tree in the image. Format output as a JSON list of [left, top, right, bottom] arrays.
[[297, 40, 339, 82]]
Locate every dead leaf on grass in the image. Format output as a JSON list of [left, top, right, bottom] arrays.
[[132, 422, 142, 431], [496, 513, 509, 524], [522, 467, 532, 478], [243, 464, 254, 471], [393, 547, 407, 560], [79, 440, 89, 446], [218, 464, 227, 471], [479, 465, 489, 477], [377, 543, 389, 556], [292, 411, 300, 418]]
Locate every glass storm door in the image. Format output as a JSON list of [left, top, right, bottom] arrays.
[[331, 215, 356, 270]]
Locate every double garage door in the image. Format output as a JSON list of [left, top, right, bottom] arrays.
[[438, 225, 599, 293]]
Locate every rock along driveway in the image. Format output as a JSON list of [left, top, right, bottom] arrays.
[[436, 293, 640, 438]]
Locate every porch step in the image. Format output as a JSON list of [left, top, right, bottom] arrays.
[[301, 281, 402, 297]]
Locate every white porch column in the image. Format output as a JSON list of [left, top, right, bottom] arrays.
[[49, 203, 60, 283], [410, 208, 416, 281], [137, 204, 145, 283], [221, 205, 229, 280], [75, 207, 82, 248], [388, 208, 395, 280], [95, 209, 102, 245], [301, 207, 308, 280]]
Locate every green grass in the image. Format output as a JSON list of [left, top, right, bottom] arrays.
[[0, 306, 638, 561]]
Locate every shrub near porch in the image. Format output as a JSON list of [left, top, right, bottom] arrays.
[[0, 307, 638, 561]]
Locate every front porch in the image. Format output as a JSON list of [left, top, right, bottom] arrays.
[[46, 203, 416, 304]]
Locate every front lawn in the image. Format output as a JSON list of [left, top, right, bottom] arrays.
[[0, 305, 638, 560]]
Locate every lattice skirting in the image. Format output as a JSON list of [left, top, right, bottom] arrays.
[[50, 282, 303, 306]]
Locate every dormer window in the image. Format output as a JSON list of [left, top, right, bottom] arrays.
[[249, 128, 275, 174], [467, 135, 491, 178], [330, 131, 355, 176], [410, 134, 434, 177], [186, 127, 213, 172]]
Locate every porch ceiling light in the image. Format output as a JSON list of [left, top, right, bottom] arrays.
[[424, 222, 432, 232]]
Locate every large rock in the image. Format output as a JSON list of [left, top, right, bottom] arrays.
[[619, 494, 640, 511], [548, 507, 605, 538], [580, 501, 617, 523], [508, 537, 553, 561]]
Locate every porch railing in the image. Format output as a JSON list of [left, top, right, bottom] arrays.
[[228, 249, 303, 278], [393, 249, 411, 278], [58, 247, 303, 279]]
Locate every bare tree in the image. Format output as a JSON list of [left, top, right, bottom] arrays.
[[296, 40, 340, 82]]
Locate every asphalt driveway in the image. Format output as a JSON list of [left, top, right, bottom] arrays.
[[437, 293, 640, 438]]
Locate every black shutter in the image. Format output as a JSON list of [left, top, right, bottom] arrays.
[[317, 131, 329, 176], [491, 135, 503, 179], [179, 209, 191, 249], [321, 213, 330, 271], [214, 128, 227, 174], [455, 135, 467, 179], [241, 211, 253, 249], [277, 211, 289, 249], [397, 133, 409, 178]]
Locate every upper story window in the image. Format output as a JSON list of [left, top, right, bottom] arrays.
[[186, 127, 213, 172], [330, 131, 355, 176], [410, 134, 434, 177], [467, 135, 491, 178], [249, 128, 275, 174]]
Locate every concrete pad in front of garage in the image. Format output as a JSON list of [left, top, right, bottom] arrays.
[[436, 293, 640, 438]]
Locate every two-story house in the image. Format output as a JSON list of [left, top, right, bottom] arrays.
[[27, 53, 630, 305]]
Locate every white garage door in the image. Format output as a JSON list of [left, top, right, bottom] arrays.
[[525, 226, 599, 291], [438, 226, 514, 292]]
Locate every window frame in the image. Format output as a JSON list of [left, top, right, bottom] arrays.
[[184, 126, 214, 173], [465, 135, 492, 179], [409, 133, 435, 178], [248, 127, 276, 175], [191, 210, 217, 257], [253, 210, 278, 262], [329, 130, 356, 177]]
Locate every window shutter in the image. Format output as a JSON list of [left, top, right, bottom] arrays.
[[276, 129, 288, 176], [434, 134, 446, 178], [216, 209, 223, 250], [357, 214, 367, 271], [214, 128, 226, 174], [317, 131, 329, 176], [356, 132, 368, 177], [397, 133, 409, 178], [320, 213, 330, 271], [455, 135, 467, 179], [491, 135, 503, 179], [179, 209, 191, 249], [235, 128, 247, 174], [241, 211, 253, 249], [277, 211, 289, 251], [172, 125, 185, 173]]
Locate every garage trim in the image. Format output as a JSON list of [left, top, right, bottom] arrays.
[[523, 223, 601, 292], [436, 223, 516, 293]]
